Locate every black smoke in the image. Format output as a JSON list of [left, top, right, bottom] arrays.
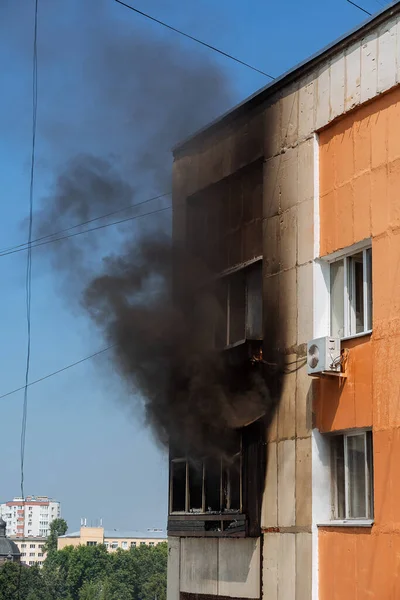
[[23, 0, 280, 460]]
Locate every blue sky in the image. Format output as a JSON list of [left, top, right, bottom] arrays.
[[0, 0, 388, 531]]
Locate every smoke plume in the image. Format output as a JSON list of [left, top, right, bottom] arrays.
[[25, 0, 280, 460]]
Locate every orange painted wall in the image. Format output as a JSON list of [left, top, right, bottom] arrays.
[[318, 85, 400, 600]]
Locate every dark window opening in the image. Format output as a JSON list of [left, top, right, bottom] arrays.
[[217, 262, 262, 349], [188, 462, 203, 512], [170, 438, 242, 515], [205, 459, 221, 512], [171, 460, 186, 513]]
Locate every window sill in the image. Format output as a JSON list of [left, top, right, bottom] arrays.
[[317, 519, 374, 528], [340, 330, 372, 342]]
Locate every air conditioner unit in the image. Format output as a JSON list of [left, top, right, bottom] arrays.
[[307, 337, 341, 375]]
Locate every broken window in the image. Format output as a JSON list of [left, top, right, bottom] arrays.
[[169, 437, 242, 515], [217, 261, 263, 348]]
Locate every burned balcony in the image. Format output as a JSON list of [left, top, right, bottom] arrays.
[[168, 420, 266, 538]]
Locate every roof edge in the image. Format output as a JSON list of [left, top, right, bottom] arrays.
[[173, 0, 400, 154]]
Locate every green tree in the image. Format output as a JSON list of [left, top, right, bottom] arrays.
[[43, 518, 68, 554], [0, 562, 49, 600]]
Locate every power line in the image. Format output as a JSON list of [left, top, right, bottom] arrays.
[[0, 200, 172, 258], [0, 346, 114, 401], [17, 2, 38, 599], [21, 0, 38, 503], [114, 0, 275, 80], [0, 192, 171, 256], [346, 0, 372, 15]]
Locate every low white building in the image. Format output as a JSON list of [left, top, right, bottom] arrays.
[[0, 496, 61, 538]]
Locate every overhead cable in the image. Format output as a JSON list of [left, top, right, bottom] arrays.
[[346, 0, 372, 15], [0, 346, 114, 400], [114, 0, 275, 80], [0, 201, 172, 258], [0, 192, 171, 256]]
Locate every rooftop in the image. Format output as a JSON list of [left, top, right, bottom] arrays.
[[174, 0, 400, 153], [60, 529, 166, 540]]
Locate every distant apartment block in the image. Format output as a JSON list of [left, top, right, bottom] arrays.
[[0, 496, 61, 538], [14, 537, 47, 567], [58, 526, 166, 551]]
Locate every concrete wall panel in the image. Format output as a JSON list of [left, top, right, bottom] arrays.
[[298, 74, 316, 140], [262, 442, 278, 528], [297, 138, 314, 205], [262, 534, 278, 600], [180, 538, 218, 595], [280, 207, 297, 271], [345, 43, 361, 111], [167, 538, 181, 600], [277, 534, 295, 600], [361, 33, 378, 103], [278, 440, 296, 527], [295, 437, 312, 527], [378, 20, 397, 93], [277, 366, 297, 441], [218, 538, 260, 599], [330, 52, 345, 120], [316, 65, 330, 131], [297, 262, 313, 345], [296, 533, 312, 600], [279, 147, 299, 212], [281, 84, 299, 148]]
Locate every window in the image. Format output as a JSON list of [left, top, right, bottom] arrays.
[[38, 545, 44, 549], [111, 542, 118, 549], [86, 541, 97, 546], [330, 247, 372, 338], [130, 541, 136, 548], [121, 541, 128, 549], [29, 552, 35, 557], [331, 430, 373, 520], [21, 552, 26, 557], [38, 553, 43, 557], [170, 435, 242, 514], [21, 544, 26, 549], [216, 262, 262, 348], [30, 544, 35, 549], [140, 542, 146, 546], [149, 542, 155, 546]]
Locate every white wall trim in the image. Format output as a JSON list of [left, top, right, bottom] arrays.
[[313, 133, 320, 260], [311, 430, 331, 600]]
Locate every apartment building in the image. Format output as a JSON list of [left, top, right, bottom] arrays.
[[15, 537, 47, 568], [0, 496, 61, 538], [58, 526, 166, 551], [167, 3, 400, 599]]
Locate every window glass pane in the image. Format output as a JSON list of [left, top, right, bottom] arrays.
[[246, 263, 262, 340], [347, 434, 367, 518], [350, 252, 364, 334], [366, 248, 373, 331], [171, 461, 186, 512], [330, 260, 345, 337], [332, 436, 345, 519], [188, 462, 203, 512], [228, 272, 246, 345]]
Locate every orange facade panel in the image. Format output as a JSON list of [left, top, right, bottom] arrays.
[[319, 84, 400, 600]]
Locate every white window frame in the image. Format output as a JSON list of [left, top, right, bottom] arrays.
[[320, 239, 372, 340], [331, 429, 373, 522]]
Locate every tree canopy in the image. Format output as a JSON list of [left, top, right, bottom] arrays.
[[42, 518, 68, 554], [0, 541, 167, 600]]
